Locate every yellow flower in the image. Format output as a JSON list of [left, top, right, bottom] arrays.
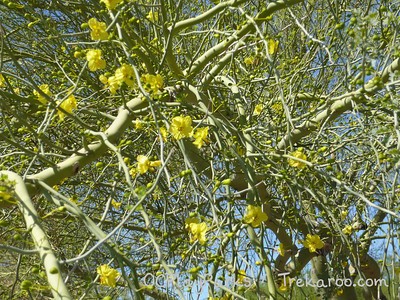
[[303, 234, 324, 253], [342, 225, 353, 235], [97, 264, 120, 287], [86, 49, 106, 72], [336, 289, 344, 296], [99, 74, 108, 85], [136, 155, 150, 174], [129, 168, 137, 177], [188, 222, 208, 245], [237, 269, 246, 284], [170, 115, 193, 140], [278, 243, 285, 257], [136, 155, 161, 174], [185, 217, 200, 230], [268, 39, 279, 55], [57, 94, 77, 121], [253, 104, 263, 115], [193, 127, 209, 149], [243, 205, 268, 227], [288, 149, 307, 169], [114, 64, 135, 88], [0, 74, 5, 87], [88, 18, 108, 41], [278, 278, 290, 292], [100, 0, 123, 9], [159, 127, 168, 142], [341, 210, 348, 220], [102, 64, 135, 95], [185, 217, 208, 245], [107, 75, 120, 94], [135, 118, 143, 130], [111, 199, 122, 210], [150, 160, 162, 167], [244, 56, 254, 65], [33, 84, 52, 104], [73, 51, 82, 58], [271, 102, 283, 114], [141, 73, 163, 94], [146, 11, 159, 22]]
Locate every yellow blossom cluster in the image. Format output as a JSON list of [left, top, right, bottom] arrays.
[[33, 84, 52, 104], [97, 264, 120, 287], [302, 234, 324, 253], [136, 155, 161, 174], [86, 49, 106, 72], [134, 118, 143, 130], [100, 0, 122, 10], [342, 225, 353, 235], [141, 73, 163, 94], [193, 127, 209, 149], [237, 269, 246, 284], [57, 94, 77, 121], [105, 64, 136, 94], [146, 11, 159, 22], [243, 205, 268, 227], [111, 199, 122, 210], [271, 102, 283, 114], [244, 56, 254, 65], [169, 115, 210, 148], [185, 217, 208, 245], [288, 149, 307, 169], [88, 18, 108, 41]]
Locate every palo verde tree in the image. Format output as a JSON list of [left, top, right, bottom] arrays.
[[1, 0, 400, 299]]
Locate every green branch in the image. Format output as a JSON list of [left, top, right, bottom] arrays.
[[278, 58, 400, 150], [169, 0, 248, 34], [185, 0, 304, 79], [25, 96, 147, 194], [1, 171, 72, 299]]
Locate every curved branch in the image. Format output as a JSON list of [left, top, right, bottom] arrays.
[[1, 171, 72, 300], [169, 0, 247, 34], [185, 0, 304, 79], [25, 96, 147, 195], [278, 58, 400, 150]]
